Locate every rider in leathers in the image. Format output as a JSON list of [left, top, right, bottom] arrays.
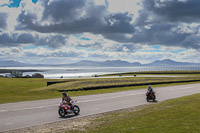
[[147, 85, 156, 98], [62, 91, 72, 111], [62, 91, 71, 102], [147, 85, 154, 93]]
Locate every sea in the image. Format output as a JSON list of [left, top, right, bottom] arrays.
[[1, 66, 200, 79]]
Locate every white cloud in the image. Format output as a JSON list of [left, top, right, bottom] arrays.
[[171, 23, 200, 34], [160, 46, 184, 52], [178, 49, 200, 63], [0, 0, 11, 6], [0, 47, 23, 59], [107, 0, 141, 15], [93, 0, 107, 6]]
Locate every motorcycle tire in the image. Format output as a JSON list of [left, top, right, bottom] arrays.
[[73, 105, 80, 115], [58, 107, 66, 117], [153, 95, 156, 102], [146, 96, 150, 102]]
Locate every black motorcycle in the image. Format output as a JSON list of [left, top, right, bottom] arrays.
[[146, 91, 156, 102]]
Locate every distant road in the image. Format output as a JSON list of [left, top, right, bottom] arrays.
[[0, 83, 200, 132]]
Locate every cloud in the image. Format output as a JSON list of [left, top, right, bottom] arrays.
[[24, 47, 79, 58], [35, 34, 67, 48], [0, 31, 68, 48], [11, 0, 200, 50], [16, 0, 134, 34], [0, 0, 11, 6], [103, 0, 200, 49], [0, 47, 23, 60], [0, 32, 34, 46], [0, 12, 8, 29], [142, 0, 200, 23]]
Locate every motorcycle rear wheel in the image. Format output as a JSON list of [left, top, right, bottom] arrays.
[[58, 108, 66, 117]]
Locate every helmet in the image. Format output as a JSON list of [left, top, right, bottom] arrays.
[[62, 91, 67, 96], [148, 85, 151, 88]]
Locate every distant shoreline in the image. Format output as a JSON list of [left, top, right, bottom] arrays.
[[0, 69, 43, 74]]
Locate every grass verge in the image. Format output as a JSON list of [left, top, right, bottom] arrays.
[[67, 93, 200, 133]]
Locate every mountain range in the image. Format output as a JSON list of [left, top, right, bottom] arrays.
[[67, 60, 141, 67], [0, 59, 199, 67], [0, 60, 33, 67]]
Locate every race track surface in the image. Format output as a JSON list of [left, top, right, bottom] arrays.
[[0, 83, 200, 132]]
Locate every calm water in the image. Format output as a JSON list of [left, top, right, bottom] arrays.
[[1, 66, 200, 79]]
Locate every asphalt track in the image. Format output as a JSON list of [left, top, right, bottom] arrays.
[[0, 83, 200, 132]]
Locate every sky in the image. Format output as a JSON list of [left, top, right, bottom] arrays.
[[0, 0, 200, 64]]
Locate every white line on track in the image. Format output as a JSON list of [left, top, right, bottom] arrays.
[[12, 104, 57, 111], [0, 110, 7, 112], [5, 123, 13, 125], [0, 105, 58, 113]]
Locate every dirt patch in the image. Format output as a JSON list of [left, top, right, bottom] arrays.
[[4, 117, 92, 133]]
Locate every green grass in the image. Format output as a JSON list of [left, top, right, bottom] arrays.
[[35, 76, 200, 92], [101, 71, 200, 77], [0, 78, 64, 104], [1, 72, 200, 104], [67, 93, 200, 133]]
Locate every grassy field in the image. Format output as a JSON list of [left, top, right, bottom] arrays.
[[66, 93, 200, 133], [36, 76, 200, 92], [102, 71, 200, 76], [0, 78, 62, 104], [101, 71, 200, 77], [1, 71, 200, 104]]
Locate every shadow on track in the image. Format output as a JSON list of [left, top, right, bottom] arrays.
[[148, 100, 158, 103], [59, 114, 80, 119]]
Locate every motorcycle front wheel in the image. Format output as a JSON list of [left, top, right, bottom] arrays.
[[153, 95, 156, 102], [146, 96, 150, 102], [73, 105, 80, 115], [58, 108, 66, 117]]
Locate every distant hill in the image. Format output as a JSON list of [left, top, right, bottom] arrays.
[[68, 60, 102, 66], [147, 59, 200, 66], [70, 59, 199, 67], [0, 59, 199, 67], [69, 60, 141, 67], [0, 60, 32, 67]]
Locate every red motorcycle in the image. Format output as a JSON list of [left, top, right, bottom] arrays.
[[58, 100, 80, 117], [146, 91, 156, 102]]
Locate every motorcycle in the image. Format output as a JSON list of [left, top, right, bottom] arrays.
[[146, 91, 156, 102], [58, 100, 80, 117]]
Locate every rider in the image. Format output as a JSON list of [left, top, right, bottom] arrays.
[[147, 85, 154, 94], [62, 91, 72, 111], [62, 91, 72, 103]]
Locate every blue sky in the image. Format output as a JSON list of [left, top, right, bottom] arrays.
[[0, 0, 37, 7], [0, 0, 200, 64], [8, 0, 37, 7]]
